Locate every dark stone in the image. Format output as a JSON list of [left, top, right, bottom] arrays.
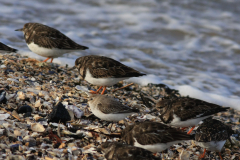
[[0, 90, 7, 104], [48, 71, 56, 74], [17, 105, 33, 114], [10, 144, 20, 152], [47, 102, 71, 123], [23, 112, 32, 118]]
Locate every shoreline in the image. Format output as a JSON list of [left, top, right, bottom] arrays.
[[0, 53, 239, 159]]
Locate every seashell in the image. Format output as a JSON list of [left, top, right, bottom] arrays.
[[75, 85, 89, 92], [65, 105, 84, 119], [7, 78, 19, 83], [0, 113, 10, 120], [17, 91, 26, 100], [35, 100, 41, 108], [14, 130, 21, 137], [179, 150, 190, 160], [31, 123, 45, 132], [31, 132, 39, 137]]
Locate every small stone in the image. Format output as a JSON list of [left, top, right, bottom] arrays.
[[17, 105, 33, 114], [47, 102, 71, 123]]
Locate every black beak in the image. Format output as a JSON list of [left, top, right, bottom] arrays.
[[15, 28, 23, 31]]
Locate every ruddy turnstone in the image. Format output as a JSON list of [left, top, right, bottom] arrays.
[[121, 121, 193, 153], [101, 142, 160, 160], [0, 42, 17, 53], [88, 94, 139, 122], [15, 23, 88, 63], [75, 55, 145, 94], [195, 118, 234, 160], [156, 96, 230, 134]]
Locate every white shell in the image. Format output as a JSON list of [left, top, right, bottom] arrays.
[[65, 105, 84, 119], [0, 114, 10, 120], [31, 123, 45, 132]]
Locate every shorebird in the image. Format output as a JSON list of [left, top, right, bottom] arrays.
[[101, 142, 160, 160], [156, 96, 230, 134], [75, 55, 145, 94], [121, 121, 193, 153], [0, 42, 17, 53], [88, 94, 139, 122], [15, 22, 88, 63], [195, 118, 234, 160]]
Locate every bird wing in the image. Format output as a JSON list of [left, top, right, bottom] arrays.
[[88, 56, 145, 78]]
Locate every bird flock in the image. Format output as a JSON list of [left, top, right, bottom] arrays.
[[0, 22, 236, 160]]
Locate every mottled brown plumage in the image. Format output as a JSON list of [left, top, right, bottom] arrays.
[[195, 119, 233, 142], [75, 55, 145, 94], [156, 96, 229, 125], [0, 42, 17, 53], [16, 23, 88, 50], [195, 119, 234, 159], [101, 142, 160, 160], [75, 55, 145, 79], [121, 121, 193, 152]]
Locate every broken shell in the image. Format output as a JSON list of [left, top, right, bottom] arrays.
[[31, 123, 45, 132], [0, 113, 10, 120]]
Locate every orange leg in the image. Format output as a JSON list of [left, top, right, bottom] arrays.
[[50, 58, 53, 63], [90, 86, 103, 94], [181, 127, 188, 131], [219, 152, 223, 160], [187, 126, 195, 134], [199, 148, 206, 159], [101, 86, 107, 95], [43, 57, 50, 62]]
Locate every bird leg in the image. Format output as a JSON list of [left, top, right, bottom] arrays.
[[43, 57, 50, 62], [181, 127, 188, 131], [89, 86, 103, 94], [219, 152, 223, 160], [187, 126, 195, 134], [112, 83, 134, 92], [101, 86, 107, 95], [50, 58, 53, 63], [199, 148, 206, 159]]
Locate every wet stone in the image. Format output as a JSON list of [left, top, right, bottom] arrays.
[[17, 105, 33, 114]]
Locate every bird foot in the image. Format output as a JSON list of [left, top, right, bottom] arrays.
[[89, 90, 99, 94]]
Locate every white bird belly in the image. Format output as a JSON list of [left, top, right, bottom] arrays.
[[85, 69, 128, 86], [196, 140, 226, 152], [134, 138, 187, 152], [169, 114, 211, 127], [90, 106, 133, 122], [27, 42, 71, 58]]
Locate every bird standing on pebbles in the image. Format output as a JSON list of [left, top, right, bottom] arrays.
[[88, 94, 139, 122], [121, 121, 193, 153], [101, 142, 160, 160], [75, 55, 145, 94], [156, 96, 230, 134], [15, 22, 88, 63], [195, 118, 234, 160], [0, 42, 17, 53]]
